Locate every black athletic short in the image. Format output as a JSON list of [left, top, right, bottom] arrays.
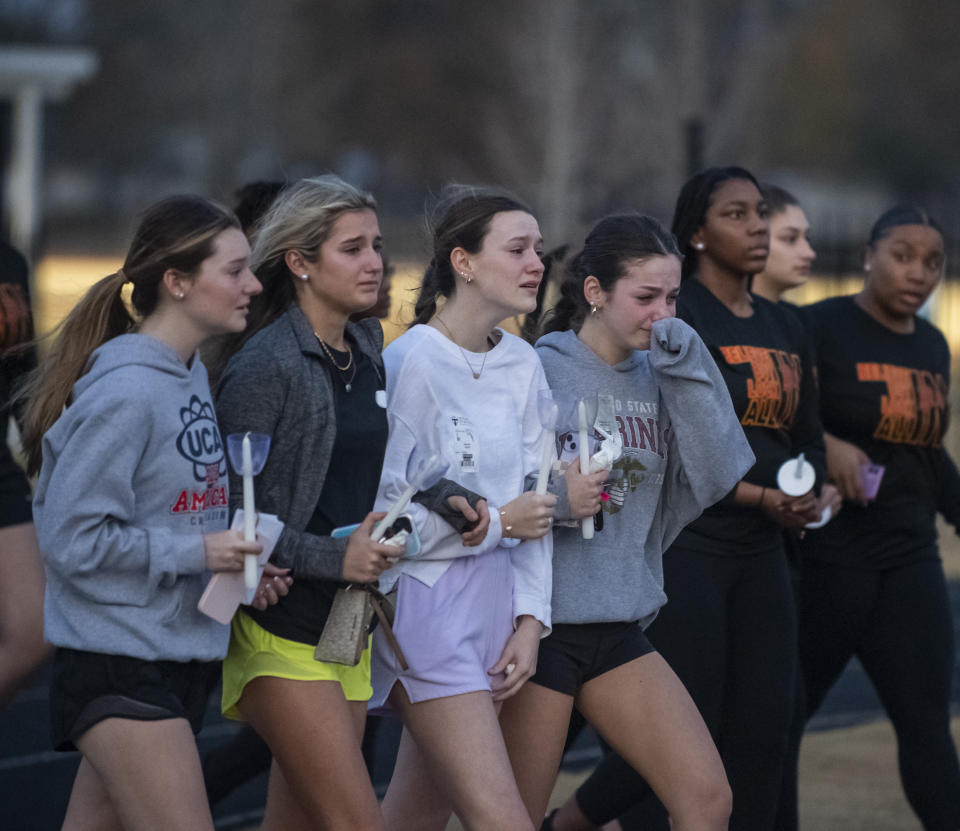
[[49, 647, 220, 752], [530, 620, 655, 696]]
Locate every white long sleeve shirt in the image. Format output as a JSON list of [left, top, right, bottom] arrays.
[[375, 324, 552, 631]]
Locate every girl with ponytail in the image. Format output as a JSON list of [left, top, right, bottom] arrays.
[[371, 184, 555, 830], [567, 168, 826, 831], [500, 213, 752, 831], [28, 195, 285, 831]]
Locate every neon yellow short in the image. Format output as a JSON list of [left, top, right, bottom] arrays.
[[221, 609, 373, 720]]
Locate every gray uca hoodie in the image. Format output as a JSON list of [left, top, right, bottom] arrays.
[[33, 334, 230, 661], [536, 318, 754, 627]]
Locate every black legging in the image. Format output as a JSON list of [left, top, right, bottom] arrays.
[[790, 556, 960, 831], [575, 543, 797, 831]]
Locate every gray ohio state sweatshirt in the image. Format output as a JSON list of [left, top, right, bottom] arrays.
[[535, 317, 753, 627]]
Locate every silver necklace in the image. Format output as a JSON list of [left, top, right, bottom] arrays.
[[316, 334, 357, 392], [434, 315, 488, 380]]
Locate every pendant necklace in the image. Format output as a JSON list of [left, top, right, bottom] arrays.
[[434, 315, 488, 379], [316, 333, 357, 392]]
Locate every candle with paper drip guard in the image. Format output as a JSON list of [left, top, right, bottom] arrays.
[[776, 452, 815, 496], [242, 436, 256, 593], [578, 400, 595, 539], [776, 452, 832, 529], [373, 452, 444, 541], [226, 432, 272, 604], [535, 393, 559, 496]]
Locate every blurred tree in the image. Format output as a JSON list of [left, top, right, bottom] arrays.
[[2, 0, 958, 254]]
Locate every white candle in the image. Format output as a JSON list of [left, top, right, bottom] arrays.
[[578, 400, 594, 540], [535, 433, 554, 496], [373, 452, 441, 541], [373, 482, 417, 541], [242, 433, 257, 599]]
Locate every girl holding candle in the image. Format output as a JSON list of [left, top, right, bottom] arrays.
[[558, 167, 826, 831], [370, 185, 555, 830], [213, 176, 488, 830], [24, 195, 279, 831], [791, 206, 960, 831], [498, 213, 753, 831]]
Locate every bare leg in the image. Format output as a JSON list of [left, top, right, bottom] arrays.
[[0, 522, 50, 709], [577, 652, 730, 831], [381, 724, 457, 831], [239, 675, 383, 830], [499, 680, 575, 823], [61, 757, 123, 831], [384, 684, 534, 831], [70, 717, 214, 831]]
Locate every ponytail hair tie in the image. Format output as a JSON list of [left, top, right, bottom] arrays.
[[116, 268, 130, 284]]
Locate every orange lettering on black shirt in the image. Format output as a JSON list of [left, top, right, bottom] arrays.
[[719, 345, 802, 429], [856, 362, 946, 446]]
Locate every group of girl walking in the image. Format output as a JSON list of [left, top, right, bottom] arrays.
[[14, 164, 960, 831]]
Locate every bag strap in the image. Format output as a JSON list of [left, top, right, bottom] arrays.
[[364, 586, 409, 671]]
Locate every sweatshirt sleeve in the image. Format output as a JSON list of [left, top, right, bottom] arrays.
[[33, 396, 205, 605], [649, 317, 755, 545], [412, 478, 486, 533], [216, 350, 348, 580]]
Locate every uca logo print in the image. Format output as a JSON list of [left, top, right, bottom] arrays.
[[176, 395, 225, 482]]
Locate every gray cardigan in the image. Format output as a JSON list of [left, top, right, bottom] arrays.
[[215, 305, 473, 580]]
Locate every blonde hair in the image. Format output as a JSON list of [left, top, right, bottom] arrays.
[[207, 174, 377, 377]]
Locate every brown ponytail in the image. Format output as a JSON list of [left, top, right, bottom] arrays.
[[20, 195, 238, 475]]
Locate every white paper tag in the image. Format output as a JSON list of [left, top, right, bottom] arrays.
[[451, 415, 477, 474], [375, 389, 387, 408]]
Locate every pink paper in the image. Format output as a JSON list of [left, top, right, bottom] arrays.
[[197, 511, 283, 624]]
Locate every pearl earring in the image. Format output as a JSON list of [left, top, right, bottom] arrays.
[[299, 273, 309, 281], [694, 242, 705, 251], [175, 292, 184, 299], [590, 302, 599, 315]]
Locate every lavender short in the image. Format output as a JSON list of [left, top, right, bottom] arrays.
[[369, 546, 515, 712]]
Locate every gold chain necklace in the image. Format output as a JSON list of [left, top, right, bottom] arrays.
[[433, 315, 488, 380], [315, 333, 357, 392]]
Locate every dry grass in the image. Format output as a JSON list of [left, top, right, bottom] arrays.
[[441, 718, 960, 831], [797, 718, 960, 831]]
